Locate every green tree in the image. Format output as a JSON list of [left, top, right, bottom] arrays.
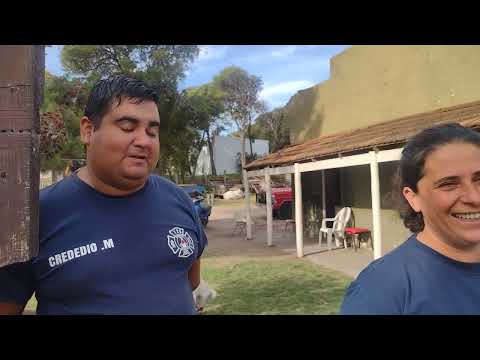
[[185, 83, 226, 176], [40, 71, 90, 171], [213, 66, 264, 193], [251, 107, 290, 153]]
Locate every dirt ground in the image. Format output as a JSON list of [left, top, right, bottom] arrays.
[[203, 196, 373, 278], [203, 197, 300, 264]]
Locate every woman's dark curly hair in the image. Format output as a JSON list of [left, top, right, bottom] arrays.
[[392, 123, 480, 233]]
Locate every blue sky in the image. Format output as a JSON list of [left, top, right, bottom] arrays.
[[45, 45, 351, 111]]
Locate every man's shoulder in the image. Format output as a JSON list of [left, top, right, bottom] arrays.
[[149, 175, 185, 194], [149, 174, 176, 188], [40, 175, 79, 204], [148, 175, 191, 201]]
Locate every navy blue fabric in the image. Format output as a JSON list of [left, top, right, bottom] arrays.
[[0, 174, 207, 315], [340, 235, 480, 315]]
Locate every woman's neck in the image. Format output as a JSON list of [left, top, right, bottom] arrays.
[[416, 228, 480, 263]]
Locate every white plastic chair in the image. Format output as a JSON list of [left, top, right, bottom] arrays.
[[232, 210, 254, 236], [319, 207, 352, 250], [232, 211, 247, 235]]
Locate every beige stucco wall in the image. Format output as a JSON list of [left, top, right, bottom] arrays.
[[286, 45, 480, 143], [339, 162, 413, 253], [334, 205, 412, 254]]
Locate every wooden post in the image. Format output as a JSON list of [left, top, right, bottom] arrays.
[[322, 170, 326, 219], [294, 163, 303, 257], [243, 169, 252, 239], [265, 167, 273, 246], [0, 46, 44, 267], [369, 151, 383, 259]]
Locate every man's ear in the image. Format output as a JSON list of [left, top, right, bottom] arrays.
[[80, 116, 94, 145], [403, 186, 422, 213]]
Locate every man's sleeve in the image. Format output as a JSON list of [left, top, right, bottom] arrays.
[[0, 260, 35, 306], [194, 212, 208, 258]]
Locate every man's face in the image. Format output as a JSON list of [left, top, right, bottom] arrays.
[[404, 142, 480, 249], [81, 98, 160, 190]]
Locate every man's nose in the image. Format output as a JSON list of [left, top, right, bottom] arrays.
[[133, 129, 153, 147]]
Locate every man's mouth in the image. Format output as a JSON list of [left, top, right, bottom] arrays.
[[452, 212, 480, 221], [128, 155, 147, 160]]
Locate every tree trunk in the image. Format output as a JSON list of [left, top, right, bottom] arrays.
[[248, 123, 254, 158], [206, 129, 217, 176], [240, 130, 248, 194], [190, 131, 206, 177]]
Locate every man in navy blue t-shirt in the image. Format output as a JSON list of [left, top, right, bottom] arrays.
[[0, 75, 207, 315]]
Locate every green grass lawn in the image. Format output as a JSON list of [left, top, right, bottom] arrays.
[[201, 258, 351, 315]]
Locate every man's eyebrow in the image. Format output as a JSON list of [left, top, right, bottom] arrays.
[[114, 117, 160, 127], [114, 116, 139, 124]]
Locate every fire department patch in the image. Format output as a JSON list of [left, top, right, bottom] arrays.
[[167, 227, 195, 258]]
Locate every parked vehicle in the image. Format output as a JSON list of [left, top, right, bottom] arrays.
[[179, 184, 212, 226], [257, 187, 293, 220]]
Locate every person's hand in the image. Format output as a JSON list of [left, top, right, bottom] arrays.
[[193, 279, 217, 312]]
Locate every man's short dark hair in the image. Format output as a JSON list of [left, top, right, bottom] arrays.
[[84, 75, 159, 129]]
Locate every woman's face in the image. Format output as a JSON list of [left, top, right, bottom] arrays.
[[404, 142, 480, 250]]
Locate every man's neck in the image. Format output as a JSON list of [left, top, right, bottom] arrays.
[[76, 166, 146, 197]]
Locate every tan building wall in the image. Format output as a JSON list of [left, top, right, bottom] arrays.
[[301, 164, 412, 254], [286, 45, 480, 143], [338, 163, 412, 253]]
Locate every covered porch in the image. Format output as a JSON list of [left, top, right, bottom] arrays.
[[242, 100, 480, 260]]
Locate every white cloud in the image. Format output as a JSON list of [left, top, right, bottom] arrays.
[[271, 45, 298, 57], [198, 45, 229, 61], [260, 80, 315, 99], [259, 80, 316, 109]]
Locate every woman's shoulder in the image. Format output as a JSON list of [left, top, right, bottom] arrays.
[[356, 236, 418, 286], [340, 236, 418, 314]]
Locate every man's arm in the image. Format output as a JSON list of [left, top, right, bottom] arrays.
[[0, 302, 26, 315], [188, 259, 201, 291]]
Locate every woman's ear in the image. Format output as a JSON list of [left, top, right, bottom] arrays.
[[403, 187, 422, 213], [80, 116, 94, 145]]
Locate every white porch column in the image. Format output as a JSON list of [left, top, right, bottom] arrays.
[[243, 169, 252, 239], [294, 163, 304, 258], [369, 151, 383, 259], [322, 170, 326, 219], [265, 167, 273, 246]]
